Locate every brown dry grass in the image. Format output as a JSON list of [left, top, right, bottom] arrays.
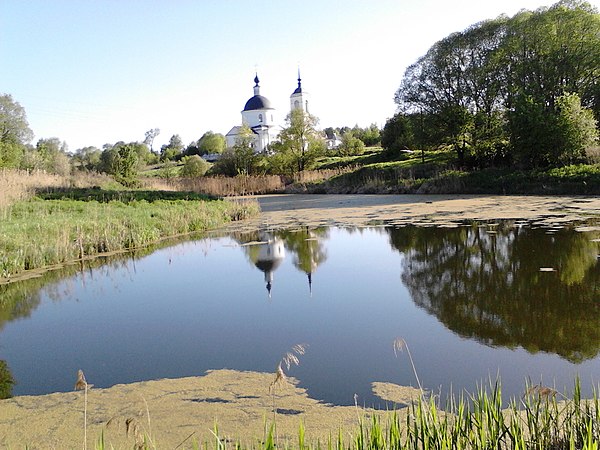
[[0, 169, 113, 210], [142, 175, 286, 196]]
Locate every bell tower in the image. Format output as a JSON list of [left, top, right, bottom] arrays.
[[290, 69, 309, 113]]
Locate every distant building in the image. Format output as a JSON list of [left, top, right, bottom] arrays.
[[225, 71, 311, 153], [324, 128, 342, 149], [226, 74, 278, 153]]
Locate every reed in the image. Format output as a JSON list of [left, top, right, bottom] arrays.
[[0, 169, 113, 211], [142, 175, 286, 197]]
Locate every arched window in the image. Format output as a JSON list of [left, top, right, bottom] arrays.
[[258, 114, 263, 122], [294, 100, 300, 109]]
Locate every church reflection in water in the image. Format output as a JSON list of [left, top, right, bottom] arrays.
[[238, 227, 328, 297]]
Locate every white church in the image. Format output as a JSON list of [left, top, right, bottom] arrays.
[[225, 72, 309, 153]]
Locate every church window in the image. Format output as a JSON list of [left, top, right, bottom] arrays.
[[294, 100, 300, 109], [258, 114, 263, 122]]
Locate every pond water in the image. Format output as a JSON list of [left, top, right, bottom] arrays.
[[1, 222, 600, 406]]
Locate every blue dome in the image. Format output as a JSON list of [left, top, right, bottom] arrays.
[[243, 95, 273, 111]]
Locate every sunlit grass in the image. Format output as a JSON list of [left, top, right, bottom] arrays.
[[0, 194, 259, 280]]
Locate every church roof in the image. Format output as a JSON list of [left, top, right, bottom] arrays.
[[243, 95, 273, 111]]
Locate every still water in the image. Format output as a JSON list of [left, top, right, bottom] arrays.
[[1, 223, 599, 406]]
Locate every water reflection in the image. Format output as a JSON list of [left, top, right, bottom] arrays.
[[1, 223, 599, 402], [387, 223, 600, 362], [237, 228, 328, 297]]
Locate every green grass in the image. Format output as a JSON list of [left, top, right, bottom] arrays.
[[0, 189, 259, 279]]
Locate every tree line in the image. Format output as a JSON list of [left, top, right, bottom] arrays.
[[0, 91, 383, 185], [383, 0, 599, 169]]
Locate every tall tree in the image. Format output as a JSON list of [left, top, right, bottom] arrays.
[[274, 109, 325, 173], [143, 128, 160, 153], [0, 94, 33, 168], [197, 131, 226, 155]]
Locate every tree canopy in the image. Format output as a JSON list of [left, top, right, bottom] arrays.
[[394, 0, 599, 168], [0, 94, 33, 168]]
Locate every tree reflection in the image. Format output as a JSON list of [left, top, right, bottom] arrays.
[[0, 360, 15, 399], [276, 228, 328, 294], [388, 224, 600, 362], [235, 228, 328, 297]]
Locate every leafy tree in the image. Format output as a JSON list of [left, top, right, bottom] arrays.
[[273, 109, 325, 174], [338, 132, 365, 156], [198, 131, 226, 155], [22, 138, 71, 175], [555, 92, 599, 165], [212, 124, 260, 175], [143, 128, 160, 153], [361, 124, 382, 146], [381, 113, 415, 155], [0, 94, 33, 168], [160, 134, 184, 161], [181, 154, 210, 177], [113, 143, 139, 186], [394, 1, 600, 168], [72, 146, 102, 171]]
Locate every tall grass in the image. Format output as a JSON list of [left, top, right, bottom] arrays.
[[0, 169, 113, 211], [143, 175, 286, 197], [0, 194, 259, 280]]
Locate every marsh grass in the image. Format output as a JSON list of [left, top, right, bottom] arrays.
[[0, 169, 113, 212], [0, 192, 259, 280], [143, 175, 286, 197]]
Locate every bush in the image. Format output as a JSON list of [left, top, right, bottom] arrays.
[[181, 155, 210, 177]]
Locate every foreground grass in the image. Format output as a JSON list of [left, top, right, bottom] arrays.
[[0, 189, 259, 280]]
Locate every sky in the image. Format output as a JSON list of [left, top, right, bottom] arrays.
[[2, 0, 590, 152]]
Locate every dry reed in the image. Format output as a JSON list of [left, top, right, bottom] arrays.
[[0, 169, 112, 211], [142, 175, 285, 197], [74, 369, 91, 450]]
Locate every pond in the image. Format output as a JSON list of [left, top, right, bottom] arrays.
[[1, 222, 599, 406]]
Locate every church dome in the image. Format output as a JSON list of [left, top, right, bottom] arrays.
[[243, 95, 273, 111]]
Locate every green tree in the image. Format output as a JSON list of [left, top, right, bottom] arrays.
[[0, 94, 33, 168], [381, 113, 415, 155], [555, 92, 599, 165], [338, 132, 365, 156], [100, 142, 139, 186], [181, 154, 210, 177], [160, 134, 184, 161], [198, 131, 226, 155], [72, 146, 102, 171], [212, 124, 260, 175], [274, 109, 324, 174]]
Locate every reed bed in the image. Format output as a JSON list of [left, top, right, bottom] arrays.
[[142, 175, 286, 197], [0, 169, 113, 211]]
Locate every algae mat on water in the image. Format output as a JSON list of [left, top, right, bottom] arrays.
[[0, 369, 415, 449]]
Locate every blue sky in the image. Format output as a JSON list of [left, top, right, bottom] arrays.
[[1, 0, 580, 151]]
